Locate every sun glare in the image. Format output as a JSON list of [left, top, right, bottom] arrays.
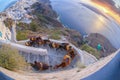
[[91, 2, 120, 24], [102, 8, 109, 13]]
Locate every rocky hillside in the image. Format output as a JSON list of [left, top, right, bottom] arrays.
[[85, 33, 116, 57], [31, 2, 64, 28]]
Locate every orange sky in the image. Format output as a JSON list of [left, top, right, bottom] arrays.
[[91, 0, 120, 24]]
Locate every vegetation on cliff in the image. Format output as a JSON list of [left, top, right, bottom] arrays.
[[0, 44, 27, 71], [80, 44, 101, 59], [85, 33, 116, 57]]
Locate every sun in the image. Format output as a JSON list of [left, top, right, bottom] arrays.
[[102, 8, 109, 13]]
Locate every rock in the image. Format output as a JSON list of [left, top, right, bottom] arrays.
[[31, 2, 63, 28], [31, 1, 57, 18]]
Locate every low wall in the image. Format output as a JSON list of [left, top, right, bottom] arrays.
[[19, 51, 49, 64], [0, 40, 49, 64], [15, 39, 84, 64]]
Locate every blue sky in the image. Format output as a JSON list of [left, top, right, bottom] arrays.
[[0, 0, 17, 12]]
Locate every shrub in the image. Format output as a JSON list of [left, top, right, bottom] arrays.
[[37, 14, 48, 23], [80, 44, 100, 59], [16, 30, 30, 41], [0, 44, 27, 71], [17, 22, 28, 29], [30, 22, 38, 32], [49, 29, 62, 40], [50, 33, 61, 40]]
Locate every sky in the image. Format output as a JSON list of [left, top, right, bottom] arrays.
[[89, 0, 120, 24], [113, 0, 120, 8], [0, 0, 17, 12]]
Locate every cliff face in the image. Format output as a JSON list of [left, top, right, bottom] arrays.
[[32, 1, 57, 18], [31, 2, 64, 28]]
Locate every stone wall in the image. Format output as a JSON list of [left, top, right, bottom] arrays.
[[19, 51, 49, 64], [0, 40, 49, 64]]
